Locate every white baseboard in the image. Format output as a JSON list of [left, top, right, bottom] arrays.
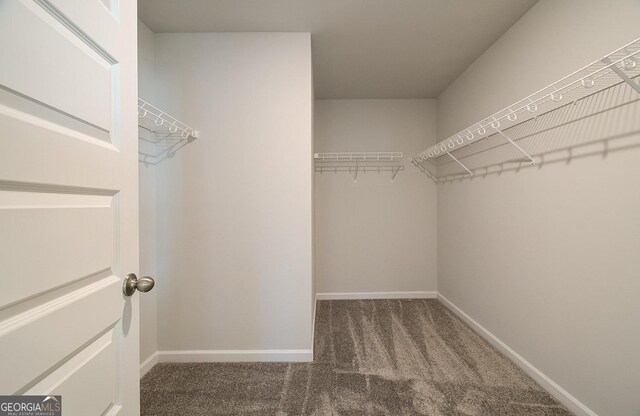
[[437, 293, 597, 416], [140, 352, 158, 378], [311, 297, 317, 350], [316, 291, 437, 300], [156, 349, 313, 363]]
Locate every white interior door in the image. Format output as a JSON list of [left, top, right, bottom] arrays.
[[0, 0, 140, 415]]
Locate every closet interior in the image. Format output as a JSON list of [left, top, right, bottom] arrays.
[[135, 2, 640, 416]]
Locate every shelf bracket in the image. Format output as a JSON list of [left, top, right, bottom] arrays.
[[447, 152, 473, 176], [495, 129, 535, 165], [413, 161, 438, 183], [602, 57, 640, 94], [353, 165, 359, 183], [391, 165, 401, 181]]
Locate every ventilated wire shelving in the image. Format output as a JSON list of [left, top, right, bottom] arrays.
[[413, 37, 640, 182], [138, 98, 200, 164], [314, 152, 404, 182]]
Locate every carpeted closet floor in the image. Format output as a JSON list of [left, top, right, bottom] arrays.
[[141, 299, 573, 415]]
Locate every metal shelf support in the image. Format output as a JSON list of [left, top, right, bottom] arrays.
[[446, 152, 473, 176], [604, 57, 640, 94], [391, 165, 402, 181], [495, 129, 535, 165]]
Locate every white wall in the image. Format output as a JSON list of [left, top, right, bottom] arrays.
[[151, 33, 314, 357], [436, 1, 640, 415], [314, 99, 437, 295], [137, 20, 158, 368]]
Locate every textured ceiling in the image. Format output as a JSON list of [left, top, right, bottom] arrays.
[[139, 0, 538, 99]]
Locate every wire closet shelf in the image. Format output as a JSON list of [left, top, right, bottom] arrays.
[[138, 98, 200, 143], [314, 152, 404, 182], [413, 37, 640, 182], [138, 98, 200, 165]]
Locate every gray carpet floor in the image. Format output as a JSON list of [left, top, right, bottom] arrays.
[[141, 299, 573, 415]]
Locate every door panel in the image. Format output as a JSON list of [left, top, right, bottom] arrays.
[[0, 277, 122, 394], [44, 0, 120, 55], [0, 92, 117, 185], [0, 1, 114, 131], [0, 0, 138, 414], [26, 332, 118, 416], [0, 192, 114, 308]]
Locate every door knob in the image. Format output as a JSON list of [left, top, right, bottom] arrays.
[[122, 273, 155, 296]]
